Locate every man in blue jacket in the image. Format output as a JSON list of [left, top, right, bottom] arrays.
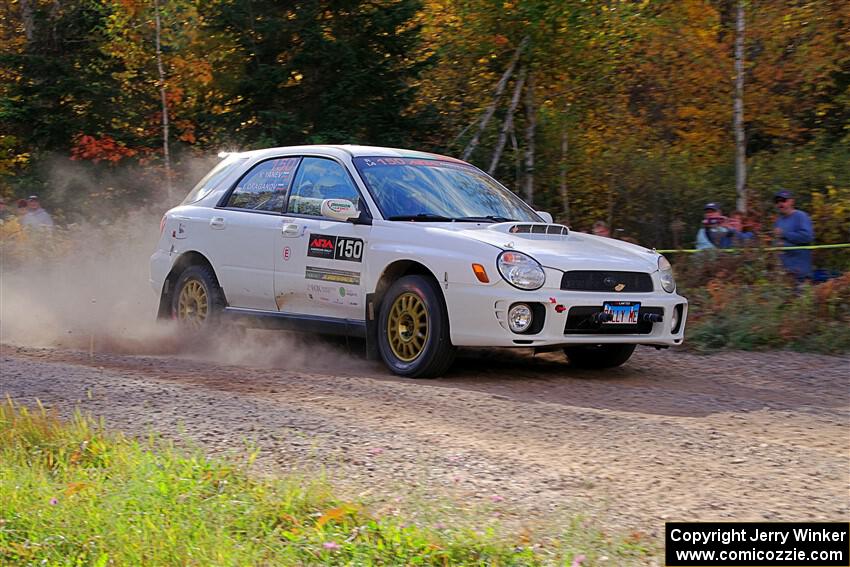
[[773, 189, 814, 280]]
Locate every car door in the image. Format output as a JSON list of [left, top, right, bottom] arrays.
[[205, 156, 301, 310], [274, 156, 370, 320]]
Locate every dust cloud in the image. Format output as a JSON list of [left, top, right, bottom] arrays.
[[1, 185, 372, 376], [1, 208, 179, 353]]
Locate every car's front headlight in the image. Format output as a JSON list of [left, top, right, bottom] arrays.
[[497, 251, 545, 290], [658, 255, 676, 293]]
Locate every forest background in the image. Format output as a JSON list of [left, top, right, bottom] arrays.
[[1, 0, 848, 250]]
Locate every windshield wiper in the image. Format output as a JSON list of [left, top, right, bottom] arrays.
[[455, 215, 514, 223], [386, 213, 455, 222]]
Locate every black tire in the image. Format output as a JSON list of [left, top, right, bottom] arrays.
[[377, 275, 456, 378], [563, 343, 636, 369], [170, 264, 227, 333]]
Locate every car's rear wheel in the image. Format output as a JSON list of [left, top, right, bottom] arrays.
[[378, 275, 456, 378], [563, 343, 636, 369], [171, 265, 226, 333]]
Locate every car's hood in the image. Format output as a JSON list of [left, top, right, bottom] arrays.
[[438, 222, 661, 272]]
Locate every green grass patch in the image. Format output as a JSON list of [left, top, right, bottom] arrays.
[[0, 400, 653, 565]]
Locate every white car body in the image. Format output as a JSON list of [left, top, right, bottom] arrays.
[[151, 145, 687, 366]]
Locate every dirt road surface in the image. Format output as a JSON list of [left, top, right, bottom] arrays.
[[2, 341, 848, 541]]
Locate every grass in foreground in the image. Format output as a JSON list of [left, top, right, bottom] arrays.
[[0, 400, 653, 565]]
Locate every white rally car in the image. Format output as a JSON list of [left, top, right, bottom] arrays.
[[151, 145, 687, 377]]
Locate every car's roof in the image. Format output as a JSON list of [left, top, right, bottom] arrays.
[[227, 145, 468, 164]]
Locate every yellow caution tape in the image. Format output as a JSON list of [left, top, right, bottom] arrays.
[[656, 243, 850, 254]]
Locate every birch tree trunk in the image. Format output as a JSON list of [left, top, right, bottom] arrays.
[[558, 115, 569, 223], [155, 0, 173, 201], [461, 36, 528, 161], [734, 0, 747, 212], [522, 71, 537, 205], [487, 67, 526, 175]]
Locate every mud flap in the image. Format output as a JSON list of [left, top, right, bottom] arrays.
[[156, 277, 173, 320], [365, 293, 379, 361]]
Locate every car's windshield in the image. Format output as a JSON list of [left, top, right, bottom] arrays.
[[352, 157, 541, 222]]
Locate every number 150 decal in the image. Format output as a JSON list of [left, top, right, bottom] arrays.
[[307, 234, 364, 262]]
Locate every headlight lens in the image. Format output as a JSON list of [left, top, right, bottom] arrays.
[[497, 251, 546, 290], [658, 255, 676, 293]]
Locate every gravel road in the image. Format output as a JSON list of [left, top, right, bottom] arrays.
[[2, 339, 848, 540]]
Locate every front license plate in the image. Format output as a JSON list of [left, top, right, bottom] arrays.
[[602, 301, 640, 324]]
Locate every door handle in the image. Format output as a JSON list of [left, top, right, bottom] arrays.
[[281, 222, 303, 237], [210, 217, 226, 229]]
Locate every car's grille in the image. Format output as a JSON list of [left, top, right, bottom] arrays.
[[563, 306, 664, 335], [560, 270, 653, 292]]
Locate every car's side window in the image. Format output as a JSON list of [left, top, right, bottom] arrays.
[[225, 157, 301, 212], [286, 157, 360, 217]]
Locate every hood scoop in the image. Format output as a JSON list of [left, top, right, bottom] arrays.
[[488, 222, 570, 240]]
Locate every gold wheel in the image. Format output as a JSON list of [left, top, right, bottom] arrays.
[[177, 279, 209, 330], [387, 292, 429, 362]]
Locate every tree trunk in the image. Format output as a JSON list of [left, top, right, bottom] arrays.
[[155, 0, 173, 201], [50, 0, 61, 48], [734, 0, 747, 212], [461, 36, 529, 161], [558, 113, 569, 223], [487, 67, 526, 175], [522, 71, 537, 205], [510, 126, 520, 190], [20, 0, 34, 44]]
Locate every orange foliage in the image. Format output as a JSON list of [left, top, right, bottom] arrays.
[[70, 134, 137, 164], [705, 278, 732, 311]]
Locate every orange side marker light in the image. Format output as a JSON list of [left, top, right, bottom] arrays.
[[471, 263, 489, 283]]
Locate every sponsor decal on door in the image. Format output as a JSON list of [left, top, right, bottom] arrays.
[[307, 283, 361, 306], [306, 234, 363, 262], [305, 266, 361, 286]]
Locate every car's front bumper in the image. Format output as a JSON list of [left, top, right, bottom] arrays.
[[444, 281, 687, 348]]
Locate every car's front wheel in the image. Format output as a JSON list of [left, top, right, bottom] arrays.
[[563, 343, 636, 369], [378, 275, 456, 378], [171, 265, 226, 333]]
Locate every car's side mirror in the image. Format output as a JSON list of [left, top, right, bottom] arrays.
[[537, 211, 554, 224], [321, 199, 359, 221]]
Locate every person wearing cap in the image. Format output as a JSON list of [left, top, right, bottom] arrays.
[[773, 189, 813, 280], [21, 195, 54, 230], [696, 202, 732, 250]]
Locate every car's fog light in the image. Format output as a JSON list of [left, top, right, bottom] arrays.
[[508, 303, 533, 333], [671, 304, 685, 334]]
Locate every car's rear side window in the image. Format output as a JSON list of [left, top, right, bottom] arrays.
[[182, 156, 247, 205], [225, 157, 301, 211]]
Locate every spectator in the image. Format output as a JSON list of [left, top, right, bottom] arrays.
[[696, 202, 732, 250], [773, 189, 813, 280], [591, 220, 612, 238], [16, 199, 28, 217], [21, 195, 54, 230], [725, 210, 756, 245]]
